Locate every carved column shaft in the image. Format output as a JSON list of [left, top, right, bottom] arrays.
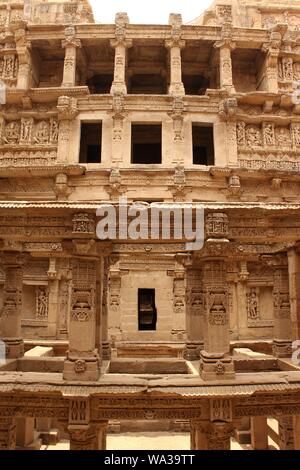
[[0, 418, 16, 450], [171, 258, 187, 340], [0, 254, 24, 358], [288, 249, 300, 341], [165, 40, 185, 96], [63, 258, 100, 381], [273, 265, 292, 357], [57, 96, 78, 164], [215, 41, 235, 92], [101, 257, 111, 359], [278, 416, 295, 450], [110, 40, 132, 94], [62, 31, 81, 88], [251, 416, 268, 450], [184, 268, 203, 360], [265, 52, 279, 93], [16, 47, 31, 90]]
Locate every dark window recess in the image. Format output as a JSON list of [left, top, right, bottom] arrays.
[[131, 124, 162, 164], [86, 74, 113, 94], [183, 75, 210, 95], [192, 125, 214, 166], [129, 74, 166, 94], [138, 289, 157, 331], [79, 123, 102, 163]]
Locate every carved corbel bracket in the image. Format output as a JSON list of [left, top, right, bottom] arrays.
[[57, 96, 78, 121]]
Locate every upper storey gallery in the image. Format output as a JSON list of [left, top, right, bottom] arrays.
[[0, 0, 299, 97]]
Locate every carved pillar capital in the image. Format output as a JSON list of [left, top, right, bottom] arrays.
[[192, 419, 235, 450]]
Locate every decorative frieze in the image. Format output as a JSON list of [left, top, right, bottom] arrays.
[[0, 118, 58, 146], [237, 120, 300, 171]]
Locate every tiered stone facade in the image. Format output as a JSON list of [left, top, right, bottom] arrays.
[[0, 0, 299, 451]]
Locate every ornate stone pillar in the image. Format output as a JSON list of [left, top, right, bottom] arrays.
[[62, 26, 81, 87], [110, 93, 126, 165], [293, 416, 300, 450], [262, 31, 281, 94], [57, 95, 78, 164], [97, 421, 108, 450], [171, 254, 187, 341], [272, 259, 292, 358], [191, 420, 234, 450], [165, 35, 185, 96], [57, 261, 72, 339], [0, 252, 25, 358], [63, 257, 100, 381], [168, 97, 185, 165], [251, 416, 268, 450], [200, 213, 234, 380], [214, 39, 235, 93], [101, 257, 111, 359], [110, 13, 132, 94], [45, 258, 59, 338], [0, 418, 16, 450], [108, 260, 122, 341], [288, 248, 300, 341], [15, 31, 32, 90], [184, 266, 203, 360], [278, 416, 294, 450]]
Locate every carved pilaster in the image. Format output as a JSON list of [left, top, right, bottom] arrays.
[[200, 256, 234, 380], [278, 416, 295, 450], [171, 255, 187, 341], [0, 418, 16, 450], [57, 96, 78, 163], [262, 30, 282, 93], [273, 259, 292, 357], [0, 252, 25, 358], [63, 258, 100, 381], [16, 33, 31, 90], [108, 262, 122, 339], [184, 267, 203, 360], [101, 257, 111, 359]]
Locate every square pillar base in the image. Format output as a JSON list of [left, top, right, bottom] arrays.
[[102, 341, 111, 360], [184, 341, 203, 361], [272, 339, 292, 358], [200, 352, 235, 380], [3, 338, 24, 359], [63, 359, 100, 382], [110, 82, 127, 94]]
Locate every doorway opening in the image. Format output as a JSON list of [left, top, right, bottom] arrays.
[[138, 289, 157, 331]]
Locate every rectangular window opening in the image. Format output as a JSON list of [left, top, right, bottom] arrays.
[[131, 124, 162, 164], [138, 288, 157, 331], [192, 124, 214, 166], [79, 122, 102, 163]]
